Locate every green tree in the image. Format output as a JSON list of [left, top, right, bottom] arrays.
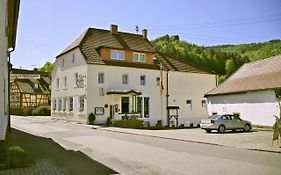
[[225, 59, 235, 76], [39, 61, 53, 73]]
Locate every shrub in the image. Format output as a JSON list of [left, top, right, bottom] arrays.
[[32, 106, 51, 116], [7, 146, 28, 168], [88, 113, 96, 125], [113, 120, 143, 129], [156, 120, 163, 129], [22, 108, 33, 116]]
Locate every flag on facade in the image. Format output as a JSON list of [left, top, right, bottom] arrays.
[[272, 115, 280, 145], [160, 62, 164, 96]]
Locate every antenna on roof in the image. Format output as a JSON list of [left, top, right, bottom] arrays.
[[135, 25, 139, 34]]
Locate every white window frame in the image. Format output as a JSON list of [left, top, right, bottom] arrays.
[[122, 73, 129, 85], [53, 99, 56, 111], [97, 72, 105, 84], [73, 73, 78, 88], [63, 76, 67, 89], [56, 78, 59, 90], [69, 97, 73, 112], [110, 50, 125, 60], [72, 54, 75, 64], [79, 96, 85, 112], [140, 75, 146, 86], [186, 99, 192, 112], [133, 53, 146, 62], [58, 98, 62, 111]]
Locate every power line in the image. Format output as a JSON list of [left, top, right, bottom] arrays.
[[147, 13, 281, 30]]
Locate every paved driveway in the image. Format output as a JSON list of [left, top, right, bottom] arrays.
[[11, 115, 281, 175]]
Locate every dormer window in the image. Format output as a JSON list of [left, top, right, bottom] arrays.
[[111, 50, 125, 60], [133, 53, 146, 62]]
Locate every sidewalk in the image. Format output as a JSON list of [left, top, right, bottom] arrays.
[[99, 126, 281, 153]]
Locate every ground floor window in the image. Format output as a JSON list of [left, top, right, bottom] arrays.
[[121, 97, 129, 113], [144, 97, 150, 118], [69, 97, 73, 112], [62, 98, 66, 111], [79, 96, 85, 112], [53, 99, 56, 111], [136, 97, 150, 118], [58, 98, 62, 111]]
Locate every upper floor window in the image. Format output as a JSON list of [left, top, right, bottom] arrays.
[[63, 76, 67, 89], [73, 73, 78, 87], [56, 78, 59, 89], [61, 59, 65, 68], [122, 74, 129, 85], [98, 72, 105, 84], [72, 54, 75, 64], [156, 77, 160, 86], [140, 75, 146, 86], [111, 50, 125, 60], [133, 53, 146, 62], [186, 99, 192, 111]]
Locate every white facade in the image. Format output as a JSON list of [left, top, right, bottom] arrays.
[[0, 0, 10, 140], [52, 48, 216, 126], [207, 90, 280, 126]]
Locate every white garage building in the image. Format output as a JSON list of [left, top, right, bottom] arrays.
[[205, 55, 281, 126]]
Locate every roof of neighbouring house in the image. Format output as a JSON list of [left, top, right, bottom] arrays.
[[56, 27, 214, 74], [205, 55, 281, 96]]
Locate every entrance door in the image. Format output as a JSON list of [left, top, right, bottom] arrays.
[[121, 97, 129, 113]]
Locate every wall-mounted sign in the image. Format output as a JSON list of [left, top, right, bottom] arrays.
[[11, 74, 41, 80], [95, 107, 104, 115]]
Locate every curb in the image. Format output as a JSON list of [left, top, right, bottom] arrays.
[[100, 128, 281, 154]]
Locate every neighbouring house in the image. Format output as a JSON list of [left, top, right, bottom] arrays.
[[51, 25, 216, 127], [0, 0, 20, 148], [205, 55, 281, 126], [10, 68, 51, 114]]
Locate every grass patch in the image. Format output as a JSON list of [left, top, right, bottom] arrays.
[[6, 128, 117, 175]]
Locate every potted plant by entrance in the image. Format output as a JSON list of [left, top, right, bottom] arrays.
[[88, 113, 96, 125]]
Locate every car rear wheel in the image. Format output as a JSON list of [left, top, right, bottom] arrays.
[[205, 129, 211, 133], [243, 124, 250, 132], [218, 125, 225, 133]]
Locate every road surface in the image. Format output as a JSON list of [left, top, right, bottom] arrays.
[[11, 116, 281, 175]]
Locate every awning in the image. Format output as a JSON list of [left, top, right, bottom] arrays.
[[107, 89, 142, 95]]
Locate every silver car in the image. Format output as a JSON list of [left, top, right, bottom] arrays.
[[200, 114, 252, 133]]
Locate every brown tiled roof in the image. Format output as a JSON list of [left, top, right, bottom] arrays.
[[206, 55, 281, 96], [57, 27, 214, 74]]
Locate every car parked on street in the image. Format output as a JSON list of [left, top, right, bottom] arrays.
[[200, 114, 252, 133]]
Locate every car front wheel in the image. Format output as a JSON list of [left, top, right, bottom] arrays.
[[218, 125, 225, 133], [243, 124, 250, 132], [206, 129, 211, 133]]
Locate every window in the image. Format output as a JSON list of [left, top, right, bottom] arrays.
[[98, 72, 104, 84], [72, 54, 75, 64], [58, 98, 62, 111], [31, 95, 36, 105], [79, 96, 85, 112], [53, 99, 56, 110], [56, 78, 59, 89], [201, 100, 207, 109], [61, 59, 65, 68], [156, 77, 160, 86], [74, 73, 78, 87], [144, 97, 150, 118], [122, 74, 129, 85], [62, 98, 66, 111], [140, 75, 146, 86], [186, 99, 192, 111], [69, 97, 73, 112], [111, 50, 125, 60], [133, 53, 146, 62], [137, 97, 142, 117], [63, 76, 67, 89]]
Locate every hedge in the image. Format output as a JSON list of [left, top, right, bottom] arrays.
[[113, 120, 143, 129]]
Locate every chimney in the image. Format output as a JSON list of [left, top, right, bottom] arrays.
[[110, 24, 118, 34], [142, 29, 147, 39]]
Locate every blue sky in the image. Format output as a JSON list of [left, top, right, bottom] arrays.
[[12, 0, 281, 69]]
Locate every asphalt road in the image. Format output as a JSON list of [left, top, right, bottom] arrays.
[[11, 116, 281, 175]]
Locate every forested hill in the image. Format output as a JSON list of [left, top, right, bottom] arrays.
[[151, 35, 281, 83], [210, 39, 281, 61]]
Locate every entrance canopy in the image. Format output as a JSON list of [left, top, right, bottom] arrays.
[[106, 89, 142, 95]]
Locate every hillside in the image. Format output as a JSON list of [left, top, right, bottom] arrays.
[[151, 35, 281, 83], [212, 39, 281, 61]]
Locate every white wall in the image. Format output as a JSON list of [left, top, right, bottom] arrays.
[[51, 48, 88, 122], [207, 90, 280, 126], [0, 0, 9, 140]]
